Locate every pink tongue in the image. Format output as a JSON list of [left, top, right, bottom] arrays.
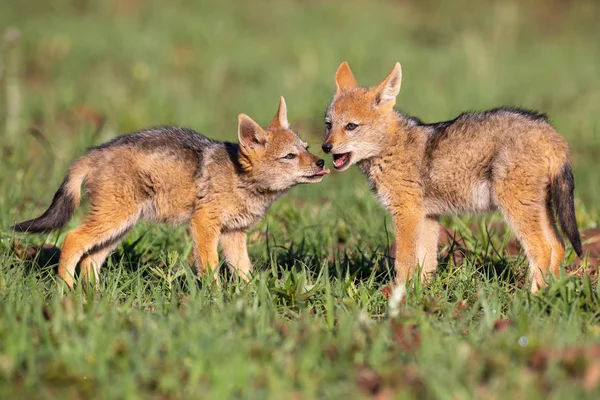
[[316, 168, 330, 176], [334, 155, 347, 168]]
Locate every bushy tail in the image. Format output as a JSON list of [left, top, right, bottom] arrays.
[[12, 160, 89, 234], [551, 164, 582, 257]]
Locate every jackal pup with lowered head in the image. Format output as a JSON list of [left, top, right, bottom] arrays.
[[14, 97, 329, 288], [322, 62, 581, 291]]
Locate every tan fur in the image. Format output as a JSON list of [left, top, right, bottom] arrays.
[[20, 97, 328, 288], [324, 62, 579, 291]]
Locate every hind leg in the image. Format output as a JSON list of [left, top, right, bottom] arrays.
[[499, 204, 553, 291], [495, 175, 555, 291], [544, 197, 565, 279], [58, 206, 139, 288]]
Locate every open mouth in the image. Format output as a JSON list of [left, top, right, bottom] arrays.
[[303, 168, 330, 181], [333, 152, 352, 170]]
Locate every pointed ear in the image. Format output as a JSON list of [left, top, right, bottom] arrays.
[[374, 62, 402, 106], [268, 96, 289, 129], [335, 61, 358, 94], [238, 114, 267, 150]]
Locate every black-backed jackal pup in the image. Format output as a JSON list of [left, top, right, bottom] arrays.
[[322, 62, 582, 291], [13, 97, 329, 288]]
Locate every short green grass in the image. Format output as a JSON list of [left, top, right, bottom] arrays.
[[1, 0, 599, 398]]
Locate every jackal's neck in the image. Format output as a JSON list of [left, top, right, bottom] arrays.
[[390, 109, 429, 139], [242, 183, 285, 203], [357, 111, 427, 197], [235, 167, 285, 203], [359, 111, 423, 161], [235, 182, 284, 229], [236, 163, 285, 201], [219, 142, 285, 200]]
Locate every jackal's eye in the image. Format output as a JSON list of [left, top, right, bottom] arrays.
[[325, 121, 332, 130], [283, 153, 296, 160], [345, 122, 358, 131]]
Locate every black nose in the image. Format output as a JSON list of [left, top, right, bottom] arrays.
[[322, 143, 333, 153], [316, 159, 325, 168]]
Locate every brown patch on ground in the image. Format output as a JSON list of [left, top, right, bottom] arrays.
[[12, 239, 61, 266], [528, 345, 600, 392], [356, 364, 424, 399], [381, 284, 394, 300], [356, 368, 382, 396], [355, 368, 405, 400], [452, 300, 471, 319], [391, 321, 420, 352], [569, 228, 600, 280], [492, 319, 511, 332]]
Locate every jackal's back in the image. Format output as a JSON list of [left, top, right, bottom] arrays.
[[419, 107, 570, 215], [84, 126, 224, 224]]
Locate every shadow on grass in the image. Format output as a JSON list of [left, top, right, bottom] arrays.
[[11, 234, 159, 282], [265, 236, 395, 285], [8, 226, 559, 293]]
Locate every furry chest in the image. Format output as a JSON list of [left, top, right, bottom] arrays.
[[360, 163, 395, 212], [360, 160, 423, 213], [370, 181, 393, 212], [221, 199, 272, 231]]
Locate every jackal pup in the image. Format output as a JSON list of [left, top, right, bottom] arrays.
[[14, 97, 329, 288], [323, 62, 582, 291]]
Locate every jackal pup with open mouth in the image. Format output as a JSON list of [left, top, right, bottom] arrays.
[[14, 97, 329, 288], [322, 62, 581, 291]]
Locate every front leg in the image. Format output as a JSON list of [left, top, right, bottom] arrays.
[[220, 230, 253, 281], [190, 209, 221, 282], [392, 203, 425, 284]]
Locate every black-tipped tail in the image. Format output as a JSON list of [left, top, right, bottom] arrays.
[[12, 179, 77, 234], [552, 164, 582, 257]]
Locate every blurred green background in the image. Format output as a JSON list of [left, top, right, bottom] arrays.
[[2, 0, 600, 212], [1, 1, 600, 398]]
